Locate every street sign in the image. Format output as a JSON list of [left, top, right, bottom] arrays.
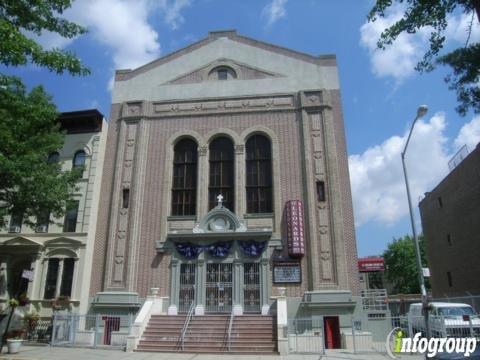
[[21, 269, 34, 281]]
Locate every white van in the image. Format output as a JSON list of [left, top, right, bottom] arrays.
[[408, 302, 480, 337]]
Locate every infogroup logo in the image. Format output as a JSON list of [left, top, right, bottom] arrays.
[[386, 328, 477, 358]]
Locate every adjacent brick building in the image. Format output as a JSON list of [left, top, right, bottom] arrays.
[[419, 143, 480, 297], [90, 30, 359, 319], [0, 110, 108, 316]]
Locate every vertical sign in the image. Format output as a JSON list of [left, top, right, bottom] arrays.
[[286, 200, 305, 257]]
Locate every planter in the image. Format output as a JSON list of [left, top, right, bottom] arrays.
[[7, 339, 22, 354]]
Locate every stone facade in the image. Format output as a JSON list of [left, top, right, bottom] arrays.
[[0, 110, 107, 316], [90, 30, 359, 314], [419, 143, 480, 297]]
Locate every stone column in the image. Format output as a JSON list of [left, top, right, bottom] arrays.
[[168, 259, 179, 315], [197, 146, 209, 219], [195, 259, 205, 315], [275, 287, 288, 355], [234, 145, 245, 216], [0, 257, 8, 299], [260, 258, 269, 315], [233, 259, 243, 315]]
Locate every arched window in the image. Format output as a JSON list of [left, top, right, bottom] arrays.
[[47, 151, 60, 164], [246, 134, 272, 213], [172, 139, 198, 216], [72, 150, 86, 169], [209, 137, 234, 211], [208, 66, 237, 80]]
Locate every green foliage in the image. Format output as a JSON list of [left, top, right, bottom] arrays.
[[368, 0, 480, 116], [383, 234, 429, 294], [0, 75, 81, 229], [0, 0, 90, 76]]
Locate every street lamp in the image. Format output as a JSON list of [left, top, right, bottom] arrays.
[[401, 104, 430, 338]]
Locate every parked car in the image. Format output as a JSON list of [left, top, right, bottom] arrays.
[[432, 346, 480, 360], [408, 302, 480, 338]]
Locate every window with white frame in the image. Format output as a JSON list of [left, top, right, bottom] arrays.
[[43, 257, 75, 299]]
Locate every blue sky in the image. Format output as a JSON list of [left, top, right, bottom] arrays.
[[4, 0, 480, 257]]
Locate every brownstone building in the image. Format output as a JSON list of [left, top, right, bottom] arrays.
[[420, 143, 480, 297], [89, 30, 359, 324]]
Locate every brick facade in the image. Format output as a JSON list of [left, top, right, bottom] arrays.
[[419, 143, 480, 297], [90, 31, 359, 310]]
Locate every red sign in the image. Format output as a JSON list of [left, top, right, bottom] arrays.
[[286, 200, 305, 257], [358, 257, 384, 272]]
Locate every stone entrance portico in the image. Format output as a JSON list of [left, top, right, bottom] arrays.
[[158, 199, 271, 316]]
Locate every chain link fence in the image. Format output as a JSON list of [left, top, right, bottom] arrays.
[[48, 313, 132, 349]]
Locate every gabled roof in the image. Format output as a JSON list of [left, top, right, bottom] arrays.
[[115, 30, 336, 82]]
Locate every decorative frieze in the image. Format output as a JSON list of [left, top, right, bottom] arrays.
[[149, 95, 294, 118]]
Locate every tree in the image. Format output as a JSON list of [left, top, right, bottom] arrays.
[[383, 235, 430, 294], [0, 76, 81, 228], [0, 0, 89, 76], [0, 0, 89, 229], [367, 0, 480, 116]]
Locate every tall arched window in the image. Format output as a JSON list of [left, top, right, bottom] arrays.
[[209, 137, 234, 211], [72, 150, 86, 169], [246, 134, 272, 213], [172, 139, 198, 216]]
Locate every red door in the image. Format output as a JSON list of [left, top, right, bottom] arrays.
[[324, 316, 341, 349]]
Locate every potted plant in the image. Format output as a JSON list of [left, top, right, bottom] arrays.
[[18, 293, 30, 306], [50, 295, 71, 312], [6, 331, 24, 354], [24, 310, 40, 331]]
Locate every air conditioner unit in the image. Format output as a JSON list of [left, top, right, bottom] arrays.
[[8, 226, 21, 233], [36, 225, 48, 233]]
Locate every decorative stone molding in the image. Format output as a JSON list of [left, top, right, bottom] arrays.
[[149, 95, 295, 118], [198, 146, 208, 156], [123, 102, 144, 118], [235, 145, 244, 154], [299, 90, 331, 109]]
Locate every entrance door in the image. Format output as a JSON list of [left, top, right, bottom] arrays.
[[243, 263, 261, 313], [206, 263, 232, 313], [179, 264, 196, 313], [323, 316, 341, 349]]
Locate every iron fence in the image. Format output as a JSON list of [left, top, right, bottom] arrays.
[[50, 313, 132, 349], [24, 319, 52, 344], [287, 315, 480, 355], [287, 318, 325, 354]]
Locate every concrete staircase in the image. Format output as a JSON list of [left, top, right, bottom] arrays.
[[135, 314, 277, 354], [229, 315, 277, 354]]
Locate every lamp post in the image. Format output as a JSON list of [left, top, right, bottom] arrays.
[[401, 104, 430, 339]]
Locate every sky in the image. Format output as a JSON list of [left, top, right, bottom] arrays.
[[3, 0, 480, 257]]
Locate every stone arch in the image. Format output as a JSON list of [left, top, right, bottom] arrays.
[[45, 248, 79, 259], [205, 128, 241, 146]]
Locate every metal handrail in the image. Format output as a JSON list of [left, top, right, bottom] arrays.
[[180, 302, 195, 350], [227, 309, 235, 351]]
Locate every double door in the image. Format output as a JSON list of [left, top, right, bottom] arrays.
[[178, 262, 261, 313]]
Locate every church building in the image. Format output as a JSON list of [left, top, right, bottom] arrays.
[[90, 30, 359, 330]]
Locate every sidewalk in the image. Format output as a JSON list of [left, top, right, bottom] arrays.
[[0, 345, 424, 360]]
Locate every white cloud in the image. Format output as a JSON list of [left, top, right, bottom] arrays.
[[262, 0, 288, 27], [72, 0, 161, 70], [445, 12, 480, 45], [349, 113, 450, 226], [27, 30, 77, 50], [360, 7, 480, 82], [30, 0, 193, 71], [161, 0, 192, 30], [359, 6, 425, 82], [454, 115, 480, 151]]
